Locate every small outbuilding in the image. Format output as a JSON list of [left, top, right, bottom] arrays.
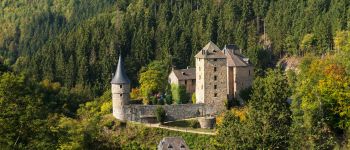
[[168, 67, 196, 94], [158, 137, 189, 150]]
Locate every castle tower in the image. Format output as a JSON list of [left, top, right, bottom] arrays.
[[195, 41, 227, 113], [111, 55, 130, 122]]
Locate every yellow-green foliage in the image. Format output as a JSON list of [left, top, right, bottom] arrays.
[[191, 93, 196, 104], [334, 31, 350, 52], [296, 55, 350, 129], [130, 88, 141, 100]]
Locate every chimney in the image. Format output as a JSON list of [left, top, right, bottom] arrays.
[[243, 58, 250, 64]]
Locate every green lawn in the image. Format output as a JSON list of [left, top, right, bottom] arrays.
[[162, 119, 216, 133]]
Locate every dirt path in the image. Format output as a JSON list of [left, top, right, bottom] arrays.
[[130, 121, 216, 135]]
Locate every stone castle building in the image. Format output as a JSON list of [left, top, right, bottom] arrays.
[[169, 41, 254, 108], [112, 41, 253, 123]]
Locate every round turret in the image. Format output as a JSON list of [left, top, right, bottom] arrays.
[[111, 55, 130, 122]]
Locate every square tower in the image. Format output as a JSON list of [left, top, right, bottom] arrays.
[[195, 41, 227, 113]]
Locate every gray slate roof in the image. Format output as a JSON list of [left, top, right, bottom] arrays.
[[172, 68, 196, 80], [195, 41, 226, 59], [223, 44, 250, 67], [111, 55, 130, 84], [158, 137, 189, 150]]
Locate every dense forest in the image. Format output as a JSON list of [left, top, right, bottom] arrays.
[[1, 0, 350, 149]]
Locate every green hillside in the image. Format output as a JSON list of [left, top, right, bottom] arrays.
[[0, 0, 350, 149]]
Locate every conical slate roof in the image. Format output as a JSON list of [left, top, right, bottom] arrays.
[[111, 55, 130, 84]]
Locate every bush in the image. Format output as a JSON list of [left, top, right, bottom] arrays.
[[155, 106, 166, 124], [224, 99, 234, 110], [150, 96, 157, 105], [239, 87, 252, 102], [130, 88, 141, 99], [171, 84, 189, 104], [143, 97, 150, 105], [158, 98, 165, 105], [165, 94, 172, 105], [189, 120, 200, 128], [192, 93, 196, 104]]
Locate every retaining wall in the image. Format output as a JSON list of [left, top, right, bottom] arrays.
[[123, 104, 216, 122]]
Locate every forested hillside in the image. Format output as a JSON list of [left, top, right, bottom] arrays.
[[1, 0, 349, 93], [1, 0, 350, 149]]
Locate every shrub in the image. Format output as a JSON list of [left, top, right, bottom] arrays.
[[150, 96, 157, 105], [239, 87, 252, 102], [158, 98, 165, 105], [171, 84, 189, 104], [155, 106, 166, 124], [192, 93, 196, 104], [189, 120, 200, 128], [224, 98, 234, 110], [130, 88, 141, 99], [165, 94, 172, 105], [143, 96, 150, 105]]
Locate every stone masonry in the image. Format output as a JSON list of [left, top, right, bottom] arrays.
[[195, 41, 227, 112]]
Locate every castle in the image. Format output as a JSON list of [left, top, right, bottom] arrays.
[[111, 41, 253, 122], [169, 41, 254, 109]]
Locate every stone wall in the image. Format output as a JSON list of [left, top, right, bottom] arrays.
[[123, 104, 216, 122]]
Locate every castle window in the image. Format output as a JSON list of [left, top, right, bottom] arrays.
[[214, 58, 217, 61], [120, 85, 122, 88], [120, 94, 122, 97], [249, 70, 251, 76], [214, 76, 217, 80], [199, 75, 201, 80], [214, 67, 217, 72], [185, 80, 187, 85], [214, 85, 217, 89], [201, 85, 203, 89], [214, 93, 217, 97]]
